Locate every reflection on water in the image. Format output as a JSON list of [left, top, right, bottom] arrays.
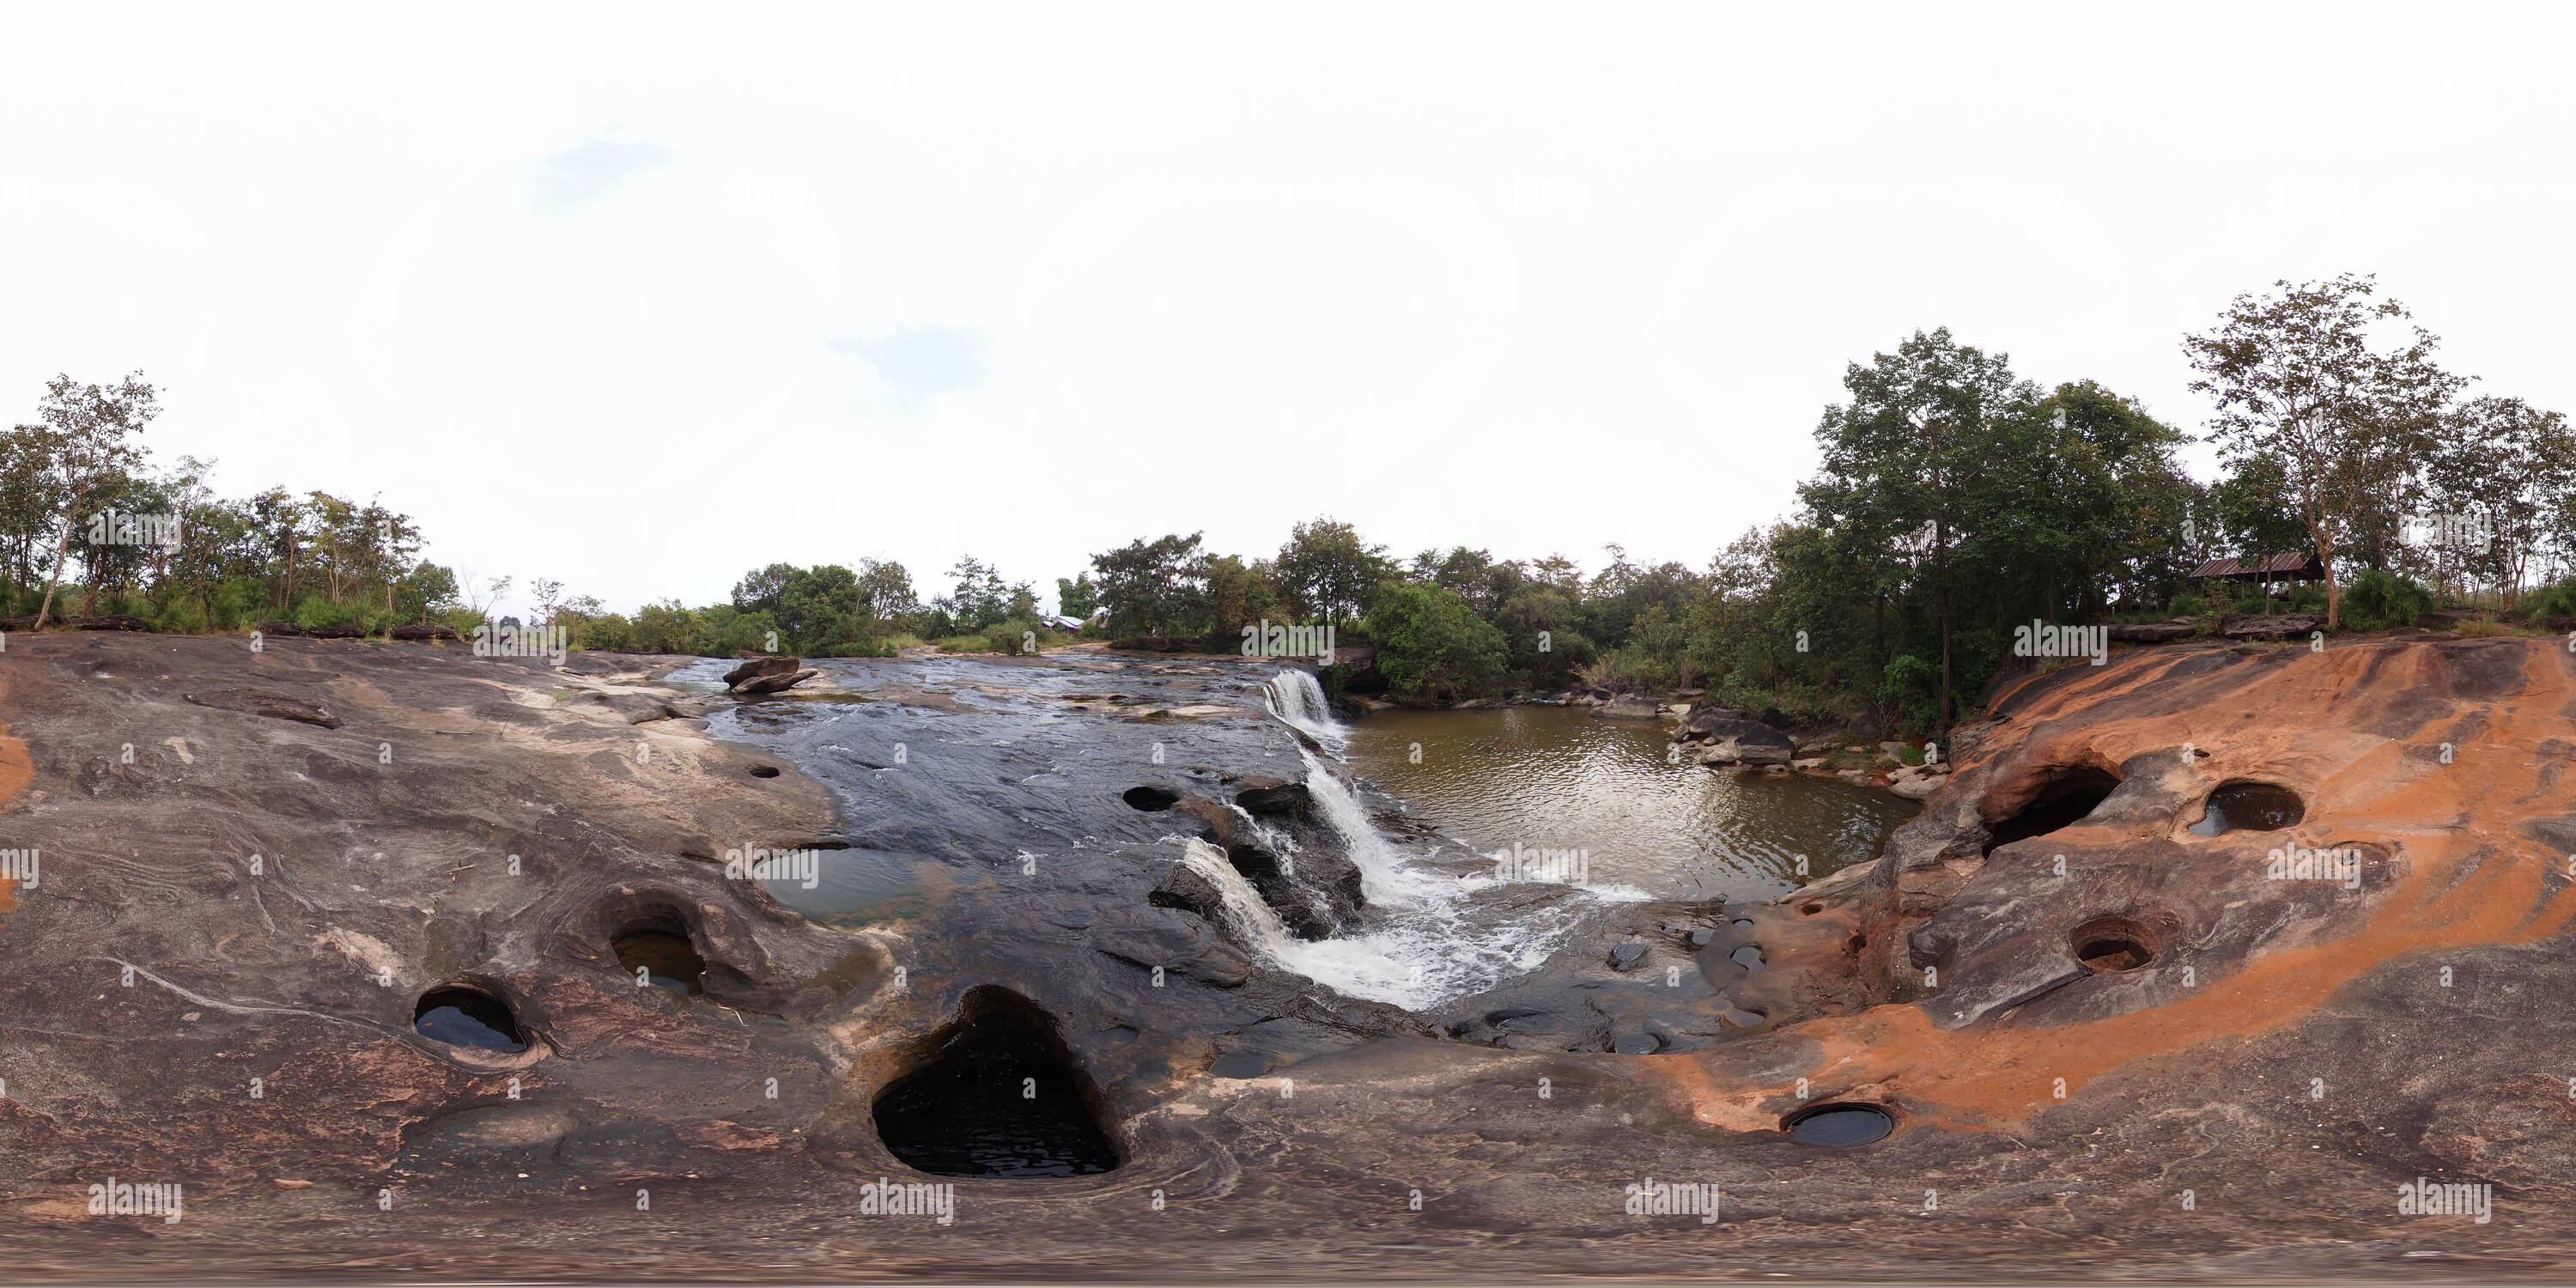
[[1345, 705, 1916, 902]]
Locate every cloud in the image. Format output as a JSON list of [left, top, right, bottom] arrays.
[[830, 325, 989, 404], [527, 136, 673, 213]]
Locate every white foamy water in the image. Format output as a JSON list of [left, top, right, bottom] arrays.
[[1182, 835, 1580, 1011], [1263, 668, 1347, 752], [1169, 673, 1626, 1010]]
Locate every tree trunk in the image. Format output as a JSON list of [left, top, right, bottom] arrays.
[[33, 483, 87, 629]]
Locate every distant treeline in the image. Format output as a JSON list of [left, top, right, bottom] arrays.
[[15, 276, 2572, 736]]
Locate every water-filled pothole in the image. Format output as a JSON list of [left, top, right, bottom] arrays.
[[1784, 1102, 1894, 1146], [614, 927, 707, 994], [872, 987, 1120, 1178], [2189, 781, 2303, 835], [2070, 915, 2158, 972], [1122, 786, 1181, 811], [414, 986, 527, 1052], [1984, 766, 2122, 854]]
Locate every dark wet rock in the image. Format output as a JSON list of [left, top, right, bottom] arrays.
[[392, 623, 462, 641], [1235, 781, 1311, 818], [1150, 857, 1229, 921], [1094, 917, 1254, 987]]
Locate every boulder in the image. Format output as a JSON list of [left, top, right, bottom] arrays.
[[724, 655, 818, 695], [1675, 718, 1797, 766], [392, 623, 462, 641], [1593, 694, 1662, 720]]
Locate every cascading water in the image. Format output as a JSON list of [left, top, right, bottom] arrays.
[[1264, 668, 1347, 752], [1179, 839, 1301, 963]]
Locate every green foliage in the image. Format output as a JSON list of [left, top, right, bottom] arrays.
[[2337, 569, 2435, 630], [1367, 583, 1509, 704], [1275, 518, 1393, 625], [1091, 532, 1209, 636], [2521, 578, 2576, 623], [1055, 573, 1099, 619]]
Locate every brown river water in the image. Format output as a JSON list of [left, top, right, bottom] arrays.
[[1344, 704, 1917, 904]]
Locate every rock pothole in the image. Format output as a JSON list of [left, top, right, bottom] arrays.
[[872, 987, 1120, 1178], [1984, 765, 2123, 854], [611, 908, 708, 994], [414, 985, 528, 1053], [1122, 786, 1181, 811], [1783, 1102, 1894, 1146], [2189, 781, 2304, 835], [2070, 914, 2159, 972]]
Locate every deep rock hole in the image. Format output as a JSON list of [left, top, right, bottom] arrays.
[[2190, 781, 2304, 835], [1984, 766, 2122, 855], [1784, 1102, 1893, 1146], [1123, 786, 1181, 811], [872, 987, 1120, 1178], [612, 910, 708, 994], [2071, 915, 2158, 972], [413, 985, 526, 1052]]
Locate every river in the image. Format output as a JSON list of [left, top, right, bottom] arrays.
[[1344, 703, 1917, 904]]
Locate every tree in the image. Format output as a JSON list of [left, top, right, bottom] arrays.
[[1275, 518, 1391, 625], [1055, 572, 1099, 619], [22, 373, 157, 627], [933, 556, 1015, 634], [2184, 275, 2466, 629], [2425, 396, 2574, 608], [396, 561, 461, 624], [1369, 582, 1509, 704], [1091, 532, 1208, 636], [1799, 329, 2034, 729]]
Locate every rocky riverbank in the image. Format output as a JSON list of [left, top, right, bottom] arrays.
[[1, 630, 2573, 1279]]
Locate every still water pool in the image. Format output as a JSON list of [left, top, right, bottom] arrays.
[[1344, 705, 1916, 903]]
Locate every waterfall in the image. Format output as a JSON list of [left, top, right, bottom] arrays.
[[1179, 839, 1299, 963], [1264, 668, 1346, 750], [1298, 748, 1432, 906], [1203, 677, 1599, 1010]]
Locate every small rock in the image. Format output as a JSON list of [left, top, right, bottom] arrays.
[[1608, 942, 1649, 972]]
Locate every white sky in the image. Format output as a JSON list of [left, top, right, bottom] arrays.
[[5, 3, 2571, 617]]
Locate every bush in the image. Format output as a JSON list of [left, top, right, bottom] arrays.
[[818, 639, 898, 658], [2521, 578, 2576, 623], [2337, 568, 2434, 631], [577, 613, 635, 652]]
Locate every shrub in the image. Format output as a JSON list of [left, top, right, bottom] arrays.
[[2337, 568, 2434, 631], [2521, 578, 2576, 623]]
